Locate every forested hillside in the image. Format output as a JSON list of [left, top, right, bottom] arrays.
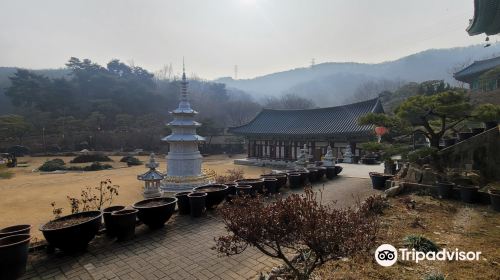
[[0, 58, 262, 152]]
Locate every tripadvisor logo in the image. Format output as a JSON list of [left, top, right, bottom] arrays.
[[375, 244, 397, 267], [375, 244, 482, 267]]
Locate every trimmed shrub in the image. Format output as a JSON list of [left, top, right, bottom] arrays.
[[70, 153, 113, 163], [39, 159, 66, 172], [7, 145, 30, 156], [83, 162, 113, 171], [119, 156, 134, 163], [472, 103, 500, 122], [50, 158, 65, 166], [124, 156, 142, 166]]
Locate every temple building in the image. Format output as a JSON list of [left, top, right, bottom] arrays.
[[160, 63, 214, 191], [454, 56, 500, 92], [229, 98, 383, 164]]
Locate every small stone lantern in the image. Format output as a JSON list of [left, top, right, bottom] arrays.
[[137, 153, 164, 198]]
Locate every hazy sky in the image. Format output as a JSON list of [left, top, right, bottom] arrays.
[[0, 0, 489, 79]]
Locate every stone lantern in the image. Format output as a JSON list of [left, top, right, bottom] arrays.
[[137, 153, 164, 198]]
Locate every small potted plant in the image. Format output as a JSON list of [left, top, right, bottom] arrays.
[[435, 181, 455, 199], [224, 183, 238, 202], [369, 172, 393, 190], [175, 192, 192, 215], [295, 170, 309, 185], [334, 165, 343, 176], [470, 125, 485, 135], [235, 185, 253, 196], [234, 178, 264, 193], [325, 167, 337, 179], [193, 184, 228, 209], [133, 197, 177, 229], [306, 168, 319, 183], [0, 225, 31, 239], [488, 188, 500, 212], [111, 209, 138, 241], [188, 192, 207, 217], [41, 179, 119, 252], [443, 136, 457, 147], [458, 185, 479, 203], [102, 205, 125, 237], [0, 234, 31, 280], [260, 174, 287, 190], [472, 103, 500, 130], [316, 166, 326, 180], [457, 130, 474, 142], [262, 178, 278, 194], [40, 211, 103, 252], [288, 173, 302, 188]]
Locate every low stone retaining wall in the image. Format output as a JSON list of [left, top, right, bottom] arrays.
[[386, 180, 491, 204]]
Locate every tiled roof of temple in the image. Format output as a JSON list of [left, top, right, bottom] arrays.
[[466, 0, 500, 36], [454, 56, 500, 83], [229, 98, 383, 137]]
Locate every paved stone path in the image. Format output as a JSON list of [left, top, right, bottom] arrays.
[[336, 163, 384, 179], [21, 176, 380, 280]]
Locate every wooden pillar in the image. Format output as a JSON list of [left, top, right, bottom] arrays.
[[311, 141, 316, 161], [272, 140, 276, 159], [251, 140, 255, 157], [279, 140, 282, 159], [247, 140, 251, 158], [293, 141, 298, 160], [264, 140, 268, 158], [350, 141, 357, 156], [328, 140, 334, 157]]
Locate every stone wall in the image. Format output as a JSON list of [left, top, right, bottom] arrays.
[[439, 126, 500, 181]]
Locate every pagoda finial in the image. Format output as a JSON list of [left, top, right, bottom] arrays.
[[182, 57, 185, 76], [146, 153, 159, 170], [180, 57, 188, 102]]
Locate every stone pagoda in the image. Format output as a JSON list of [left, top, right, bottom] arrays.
[[294, 144, 312, 169], [322, 145, 336, 167], [161, 63, 214, 192]]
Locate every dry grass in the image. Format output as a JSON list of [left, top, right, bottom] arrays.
[[0, 165, 13, 179], [315, 194, 500, 279], [0, 154, 271, 239]]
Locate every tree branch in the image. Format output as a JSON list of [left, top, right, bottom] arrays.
[[276, 242, 301, 278], [444, 117, 468, 131]]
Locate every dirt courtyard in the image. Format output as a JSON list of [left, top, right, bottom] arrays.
[[0, 154, 272, 239]]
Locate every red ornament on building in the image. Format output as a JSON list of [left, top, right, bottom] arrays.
[[374, 126, 389, 136]]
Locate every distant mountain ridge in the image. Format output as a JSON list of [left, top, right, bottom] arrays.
[[215, 44, 500, 106], [2, 44, 500, 113]]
